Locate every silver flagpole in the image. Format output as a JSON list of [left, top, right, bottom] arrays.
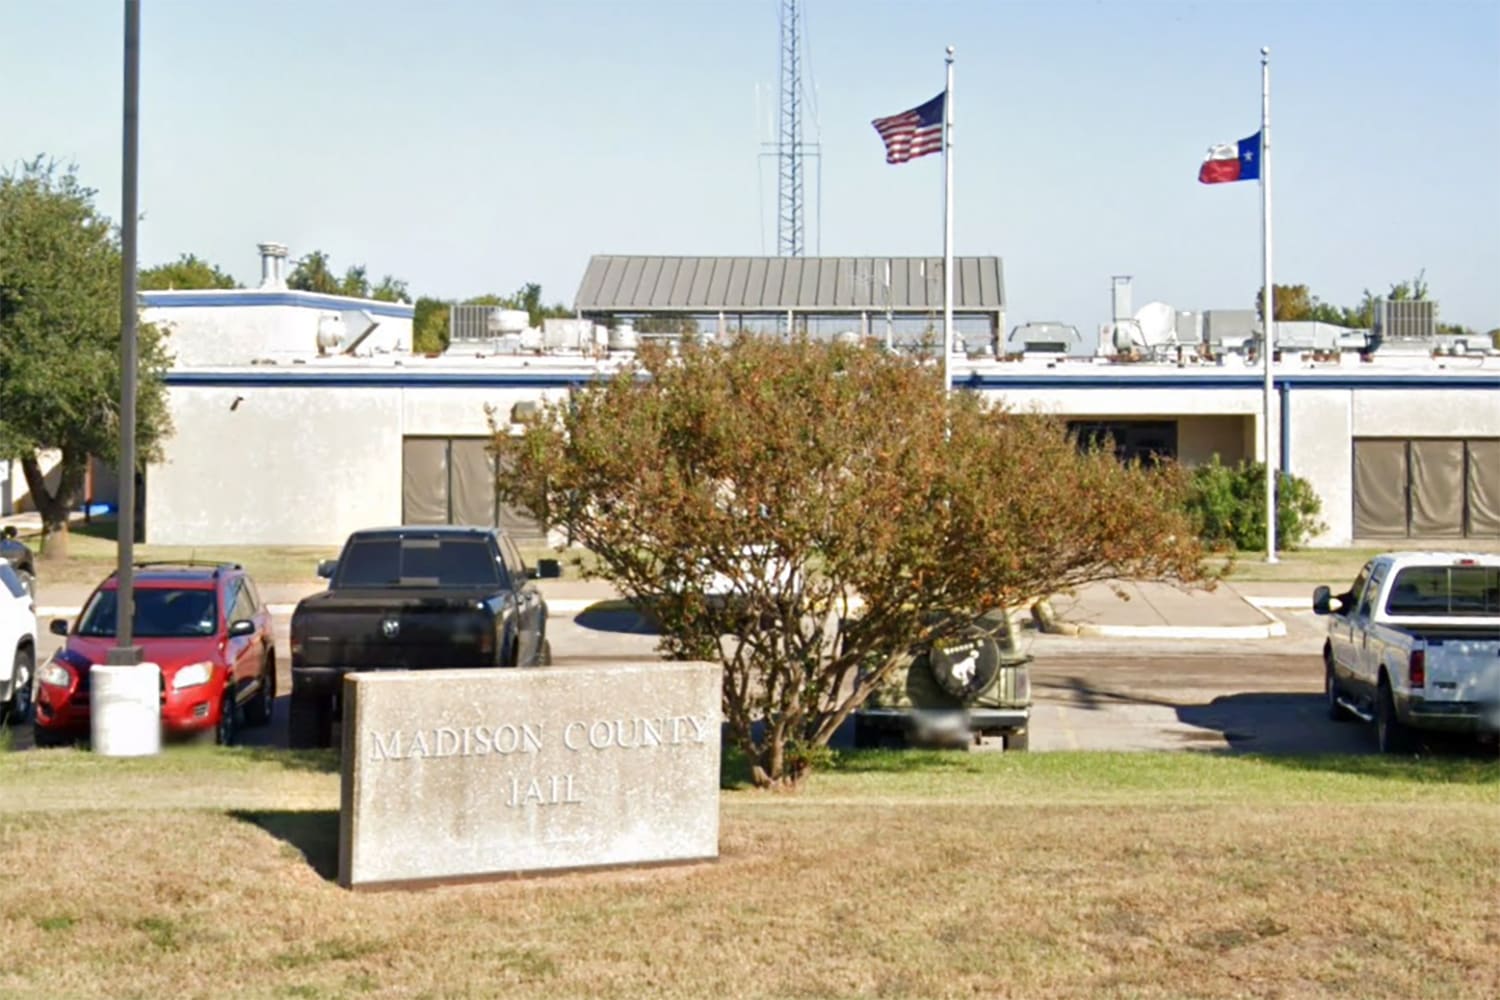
[[1260, 46, 1278, 563], [942, 45, 955, 396]]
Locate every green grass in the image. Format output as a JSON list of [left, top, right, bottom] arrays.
[[1224, 540, 1500, 583], [15, 518, 593, 586], [0, 746, 1495, 998]]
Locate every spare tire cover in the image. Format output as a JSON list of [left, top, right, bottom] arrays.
[[927, 631, 1001, 700]]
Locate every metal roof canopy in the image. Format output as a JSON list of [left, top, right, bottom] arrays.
[[574, 255, 1004, 316]]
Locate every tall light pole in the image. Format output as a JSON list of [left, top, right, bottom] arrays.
[[94, 0, 159, 757], [110, 0, 142, 665]]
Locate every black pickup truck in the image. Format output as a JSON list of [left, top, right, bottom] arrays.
[[288, 526, 557, 748]]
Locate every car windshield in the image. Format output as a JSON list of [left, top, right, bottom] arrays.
[[1384, 566, 1500, 617], [76, 587, 219, 638], [335, 537, 503, 588]]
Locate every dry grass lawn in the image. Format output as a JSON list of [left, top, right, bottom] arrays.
[[17, 520, 579, 587], [0, 748, 1495, 999]]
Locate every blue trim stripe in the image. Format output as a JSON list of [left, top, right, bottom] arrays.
[[163, 368, 1500, 392], [960, 372, 1500, 391], [165, 371, 592, 390], [142, 290, 414, 319]]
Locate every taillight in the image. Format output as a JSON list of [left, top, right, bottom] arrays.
[[1409, 649, 1425, 688]]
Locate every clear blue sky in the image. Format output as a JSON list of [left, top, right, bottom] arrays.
[[3, 0, 1497, 333]]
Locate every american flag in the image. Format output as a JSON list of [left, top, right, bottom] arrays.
[[871, 93, 945, 164]]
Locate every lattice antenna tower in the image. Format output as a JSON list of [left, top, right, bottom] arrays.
[[777, 0, 804, 257]]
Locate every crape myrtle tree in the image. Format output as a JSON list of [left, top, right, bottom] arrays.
[[493, 335, 1213, 788], [0, 158, 173, 558]]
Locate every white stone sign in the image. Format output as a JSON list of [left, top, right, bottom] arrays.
[[338, 663, 721, 889]]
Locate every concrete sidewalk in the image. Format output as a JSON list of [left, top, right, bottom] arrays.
[[29, 574, 1314, 641], [1037, 580, 1300, 639]]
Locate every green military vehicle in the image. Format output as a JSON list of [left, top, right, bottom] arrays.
[[854, 608, 1033, 750]]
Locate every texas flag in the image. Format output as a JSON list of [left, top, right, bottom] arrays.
[[1198, 132, 1261, 184]]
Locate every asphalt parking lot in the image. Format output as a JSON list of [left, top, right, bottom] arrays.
[[12, 597, 1490, 757]]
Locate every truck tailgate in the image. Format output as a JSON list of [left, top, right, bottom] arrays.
[[1423, 638, 1500, 704], [295, 591, 497, 670]]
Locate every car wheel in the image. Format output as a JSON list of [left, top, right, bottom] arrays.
[[1325, 653, 1354, 722], [215, 689, 237, 746], [1004, 727, 1030, 752], [1376, 678, 1410, 755], [4, 647, 34, 727], [245, 653, 275, 727], [288, 689, 333, 749]]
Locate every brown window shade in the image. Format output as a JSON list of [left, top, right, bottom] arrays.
[[1409, 439, 1465, 537], [402, 438, 448, 525], [449, 438, 497, 528], [1353, 439, 1408, 538], [1468, 439, 1500, 537]]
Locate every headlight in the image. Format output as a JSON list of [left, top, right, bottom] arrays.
[[171, 661, 215, 690], [38, 661, 73, 689]]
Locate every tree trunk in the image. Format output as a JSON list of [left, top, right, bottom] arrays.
[[20, 452, 85, 561]]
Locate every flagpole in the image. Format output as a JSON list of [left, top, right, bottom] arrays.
[[1260, 46, 1278, 563], [942, 44, 955, 396]]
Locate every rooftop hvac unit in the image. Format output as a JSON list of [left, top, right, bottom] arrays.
[[487, 309, 530, 336], [449, 305, 530, 342], [608, 323, 638, 352], [315, 313, 345, 352], [1113, 302, 1179, 353], [1374, 299, 1436, 341]]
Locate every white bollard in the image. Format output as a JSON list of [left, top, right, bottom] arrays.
[[90, 664, 161, 756]]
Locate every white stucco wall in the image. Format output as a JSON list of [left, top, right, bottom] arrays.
[[1350, 386, 1500, 436], [141, 362, 1499, 549], [146, 380, 576, 545], [401, 387, 573, 437], [144, 291, 414, 366], [147, 386, 404, 546], [1287, 389, 1354, 546]]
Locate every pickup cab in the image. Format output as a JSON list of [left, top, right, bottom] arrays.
[[1314, 552, 1500, 753], [288, 526, 557, 749]]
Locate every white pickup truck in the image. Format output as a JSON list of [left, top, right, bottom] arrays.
[[1313, 552, 1500, 753]]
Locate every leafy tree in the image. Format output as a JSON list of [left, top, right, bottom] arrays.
[[1255, 284, 1315, 322], [1183, 458, 1325, 551], [493, 336, 1214, 788], [0, 158, 173, 557], [139, 253, 238, 290], [371, 275, 410, 304], [287, 249, 338, 294], [288, 250, 410, 304], [412, 296, 450, 353], [338, 264, 368, 299]]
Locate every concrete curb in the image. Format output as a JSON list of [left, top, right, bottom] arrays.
[[1246, 596, 1312, 610], [1031, 595, 1288, 640]]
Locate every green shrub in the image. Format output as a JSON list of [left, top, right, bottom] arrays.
[[1185, 457, 1325, 551]]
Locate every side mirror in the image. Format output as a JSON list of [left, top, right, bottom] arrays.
[[316, 559, 337, 580], [1311, 585, 1332, 616], [227, 619, 256, 638], [50, 618, 70, 636], [535, 558, 562, 580], [1, 525, 16, 539]]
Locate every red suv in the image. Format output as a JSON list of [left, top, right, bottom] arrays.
[[34, 563, 277, 747]]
